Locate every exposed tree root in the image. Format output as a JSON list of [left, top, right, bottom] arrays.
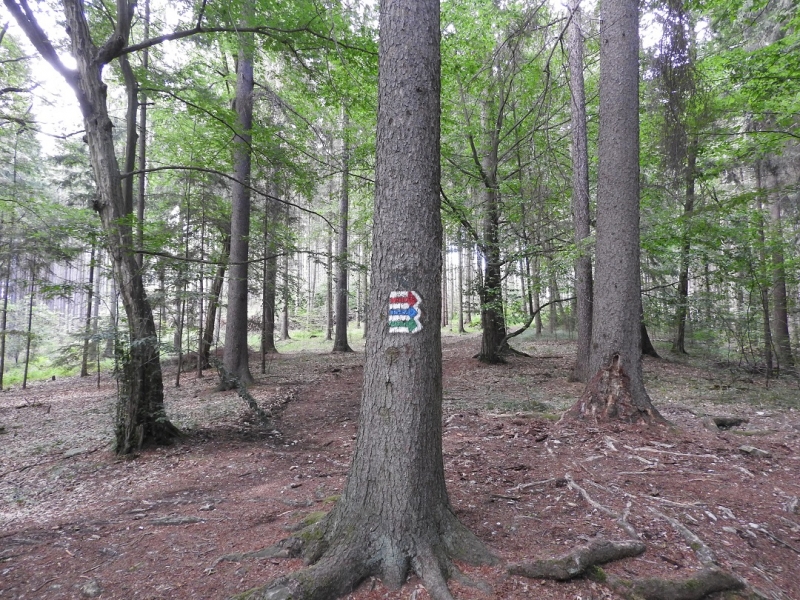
[[604, 567, 745, 600], [211, 358, 271, 424], [227, 508, 498, 600], [508, 538, 646, 580]]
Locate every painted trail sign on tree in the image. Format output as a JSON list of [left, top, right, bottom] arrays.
[[388, 290, 423, 333]]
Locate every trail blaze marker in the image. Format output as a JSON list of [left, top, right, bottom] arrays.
[[389, 291, 423, 334]]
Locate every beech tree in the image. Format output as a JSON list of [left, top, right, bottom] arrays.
[[565, 0, 666, 424], [3, 0, 182, 452], [237, 0, 495, 597]]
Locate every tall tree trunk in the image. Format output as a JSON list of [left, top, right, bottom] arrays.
[[567, 0, 593, 382], [457, 231, 465, 333], [566, 0, 665, 424], [765, 162, 794, 371], [280, 251, 291, 340], [672, 137, 697, 354], [476, 104, 507, 363], [333, 109, 353, 353], [238, 3, 494, 596], [135, 0, 149, 270], [0, 247, 10, 391], [201, 233, 230, 368], [261, 193, 278, 361], [21, 262, 34, 390], [754, 163, 773, 377], [15, 0, 182, 452], [81, 240, 96, 377], [221, 8, 255, 388], [325, 223, 334, 341]]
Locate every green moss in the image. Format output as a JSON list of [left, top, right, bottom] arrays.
[[301, 511, 328, 527], [587, 566, 607, 583], [229, 588, 260, 600]]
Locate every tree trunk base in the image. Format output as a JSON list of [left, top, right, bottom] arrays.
[[562, 355, 668, 425], [229, 507, 497, 600]]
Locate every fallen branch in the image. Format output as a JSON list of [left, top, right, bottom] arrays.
[[508, 538, 645, 580], [495, 296, 576, 355]]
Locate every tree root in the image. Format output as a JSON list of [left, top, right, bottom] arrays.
[[604, 567, 745, 600], [508, 538, 646, 580], [227, 507, 497, 600]]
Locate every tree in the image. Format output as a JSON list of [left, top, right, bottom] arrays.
[[221, 5, 256, 389], [565, 0, 666, 424], [3, 0, 181, 452], [332, 108, 353, 353], [567, 0, 593, 382], [238, 0, 494, 597]]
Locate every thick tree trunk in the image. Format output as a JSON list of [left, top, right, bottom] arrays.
[[221, 11, 255, 389], [478, 188, 507, 363], [332, 109, 353, 353], [567, 0, 665, 425], [568, 0, 593, 382], [765, 163, 794, 371], [48, 0, 180, 453], [240, 2, 494, 597]]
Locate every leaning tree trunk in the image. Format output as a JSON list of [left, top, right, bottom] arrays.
[[239, 2, 495, 597], [565, 0, 665, 425], [567, 0, 593, 382], [221, 9, 256, 389], [26, 0, 182, 453]]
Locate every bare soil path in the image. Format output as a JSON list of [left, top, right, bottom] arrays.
[[1, 333, 798, 599]]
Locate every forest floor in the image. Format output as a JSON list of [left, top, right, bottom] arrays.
[[1, 332, 799, 600]]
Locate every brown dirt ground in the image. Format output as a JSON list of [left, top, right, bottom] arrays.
[[1, 333, 799, 600]]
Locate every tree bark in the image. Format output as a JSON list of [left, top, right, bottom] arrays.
[[21, 261, 34, 390], [80, 240, 96, 377], [567, 0, 593, 382], [201, 233, 230, 369], [135, 0, 149, 270], [7, 0, 181, 452], [238, 2, 494, 596], [754, 162, 773, 377], [221, 7, 256, 389], [765, 161, 794, 371], [332, 108, 353, 353], [672, 138, 697, 354], [567, 0, 665, 425], [261, 193, 278, 361]]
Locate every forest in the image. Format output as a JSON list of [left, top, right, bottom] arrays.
[[0, 0, 798, 598]]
